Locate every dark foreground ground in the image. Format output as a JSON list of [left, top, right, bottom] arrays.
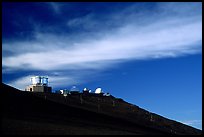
[[0, 83, 202, 135]]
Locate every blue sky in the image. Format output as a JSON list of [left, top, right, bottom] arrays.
[[2, 2, 202, 129]]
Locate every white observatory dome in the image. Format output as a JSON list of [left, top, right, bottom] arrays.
[[95, 87, 103, 94]]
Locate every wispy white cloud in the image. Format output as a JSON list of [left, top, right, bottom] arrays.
[[3, 18, 202, 71], [6, 75, 33, 90]]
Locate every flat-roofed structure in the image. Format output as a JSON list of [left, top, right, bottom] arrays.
[[25, 76, 52, 92]]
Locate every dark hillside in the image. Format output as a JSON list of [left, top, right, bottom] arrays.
[[0, 83, 202, 135]]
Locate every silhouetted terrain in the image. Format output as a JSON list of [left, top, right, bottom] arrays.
[[0, 83, 202, 135]]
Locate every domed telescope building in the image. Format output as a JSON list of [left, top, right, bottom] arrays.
[[25, 76, 52, 92]]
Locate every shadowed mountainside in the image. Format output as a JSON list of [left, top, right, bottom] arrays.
[[0, 83, 202, 135]]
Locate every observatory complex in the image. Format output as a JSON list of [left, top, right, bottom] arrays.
[[25, 76, 108, 96], [25, 76, 52, 92]]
